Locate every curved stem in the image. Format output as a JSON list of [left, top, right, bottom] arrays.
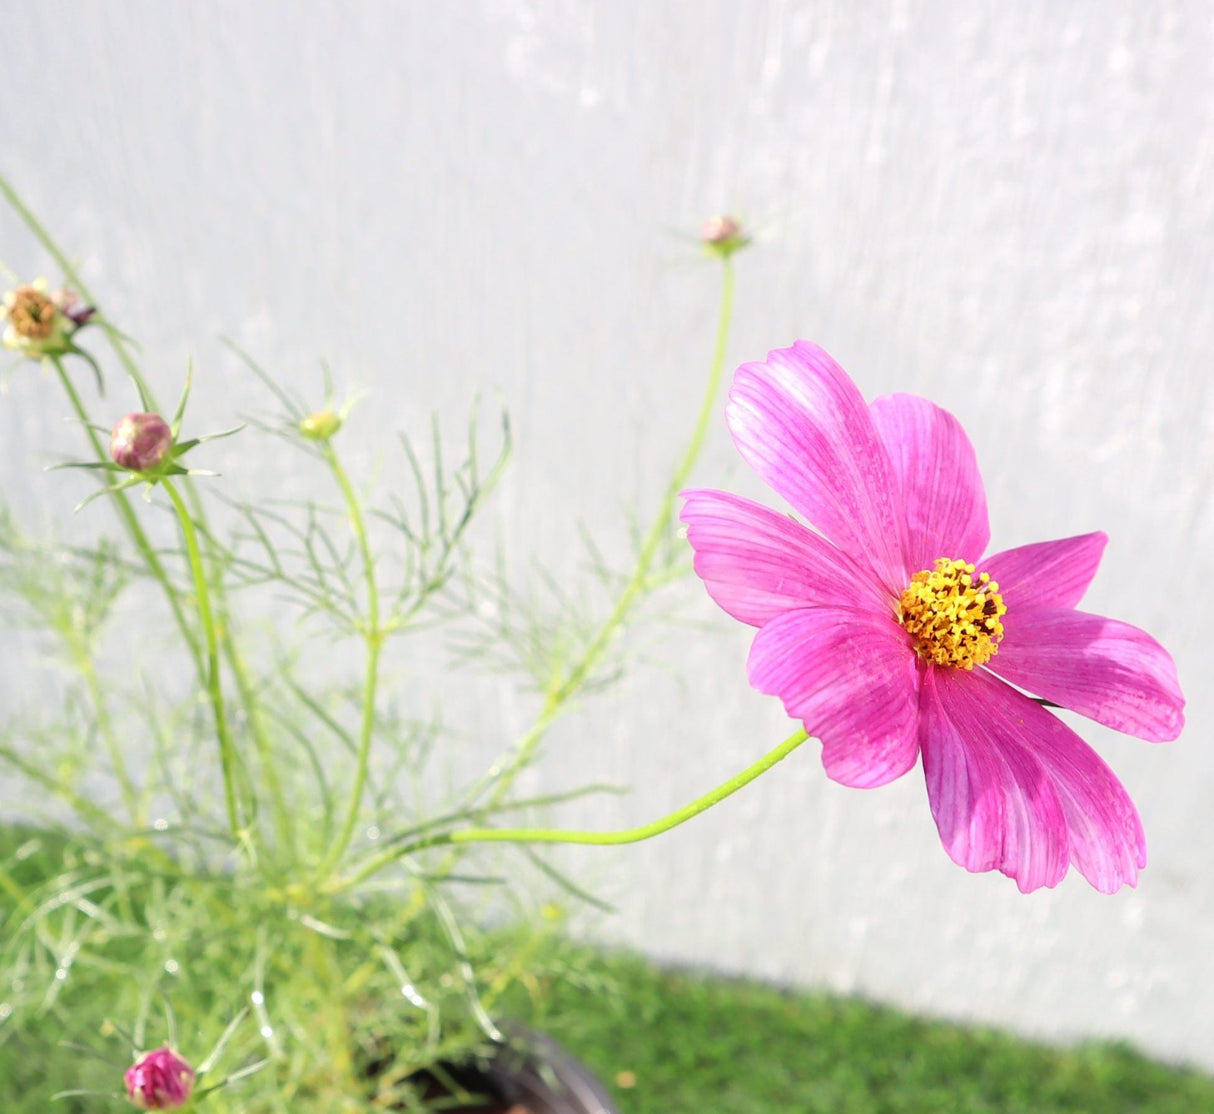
[[16, 183, 274, 847], [481, 257, 737, 806], [318, 443, 381, 873], [334, 727, 806, 892], [52, 359, 202, 666], [162, 478, 241, 838]]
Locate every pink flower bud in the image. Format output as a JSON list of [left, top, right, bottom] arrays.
[[700, 214, 739, 243], [51, 288, 96, 327], [110, 412, 173, 472], [699, 214, 750, 258], [124, 1047, 195, 1110]]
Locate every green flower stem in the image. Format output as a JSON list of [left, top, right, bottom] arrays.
[[318, 442, 382, 874], [161, 478, 241, 839], [334, 727, 807, 893], [75, 649, 140, 825], [224, 626, 293, 853], [483, 257, 737, 807], [0, 173, 155, 407], [6, 174, 205, 560], [13, 175, 280, 851], [52, 359, 203, 667]]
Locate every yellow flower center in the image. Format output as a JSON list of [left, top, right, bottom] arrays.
[[899, 557, 1007, 670], [8, 285, 57, 340]]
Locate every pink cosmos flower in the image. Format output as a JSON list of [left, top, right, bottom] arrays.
[[681, 341, 1184, 893], [124, 1046, 195, 1110]]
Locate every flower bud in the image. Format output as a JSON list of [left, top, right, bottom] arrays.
[[124, 1047, 195, 1110], [699, 214, 749, 258], [299, 407, 343, 441], [111, 412, 174, 472], [51, 288, 97, 327]]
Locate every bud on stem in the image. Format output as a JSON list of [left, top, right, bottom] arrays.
[[124, 1047, 195, 1110], [110, 412, 173, 472]]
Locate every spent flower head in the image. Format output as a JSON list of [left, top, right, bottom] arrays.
[[682, 341, 1184, 893], [124, 1047, 195, 1110], [2, 278, 93, 358]]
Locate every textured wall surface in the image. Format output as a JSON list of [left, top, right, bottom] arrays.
[[3, 1, 1211, 1070]]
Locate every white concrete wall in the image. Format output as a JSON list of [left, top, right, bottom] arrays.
[[3, 1, 1211, 1070]]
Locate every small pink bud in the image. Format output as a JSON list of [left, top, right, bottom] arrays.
[[124, 1047, 195, 1110], [110, 412, 173, 472], [51, 288, 96, 327], [698, 214, 750, 258]]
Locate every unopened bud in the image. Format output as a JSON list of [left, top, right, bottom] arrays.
[[300, 408, 342, 441], [699, 214, 749, 258], [124, 1047, 195, 1110], [111, 412, 174, 472], [51, 288, 96, 327]]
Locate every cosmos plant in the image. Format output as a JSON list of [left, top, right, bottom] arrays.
[[0, 171, 1186, 1113]]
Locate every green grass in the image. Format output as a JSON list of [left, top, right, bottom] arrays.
[[3, 817, 1211, 1113], [3, 944, 1212, 1114], [520, 950, 1214, 1114]]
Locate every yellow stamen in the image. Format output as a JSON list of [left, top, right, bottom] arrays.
[[899, 557, 1007, 670], [6, 285, 57, 340]]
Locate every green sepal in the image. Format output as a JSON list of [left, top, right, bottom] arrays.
[[170, 360, 193, 436]]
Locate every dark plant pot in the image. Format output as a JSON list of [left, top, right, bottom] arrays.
[[415, 1026, 621, 1114]]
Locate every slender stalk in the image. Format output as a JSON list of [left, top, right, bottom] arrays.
[[52, 359, 202, 666], [481, 258, 737, 806], [334, 727, 807, 892], [223, 624, 293, 852], [161, 478, 241, 838], [318, 443, 382, 873], [75, 651, 140, 825], [0, 173, 154, 405], [14, 174, 309, 854]]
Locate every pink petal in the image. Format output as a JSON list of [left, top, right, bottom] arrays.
[[747, 607, 919, 788], [927, 668, 1146, 893], [869, 393, 989, 571], [988, 606, 1185, 742], [920, 666, 1069, 892], [982, 532, 1108, 609], [726, 342, 909, 593], [679, 489, 891, 627]]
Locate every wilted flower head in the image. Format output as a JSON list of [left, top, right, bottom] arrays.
[[2, 278, 92, 357], [124, 1047, 194, 1110], [699, 214, 749, 258], [682, 341, 1184, 893], [111, 412, 174, 472]]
